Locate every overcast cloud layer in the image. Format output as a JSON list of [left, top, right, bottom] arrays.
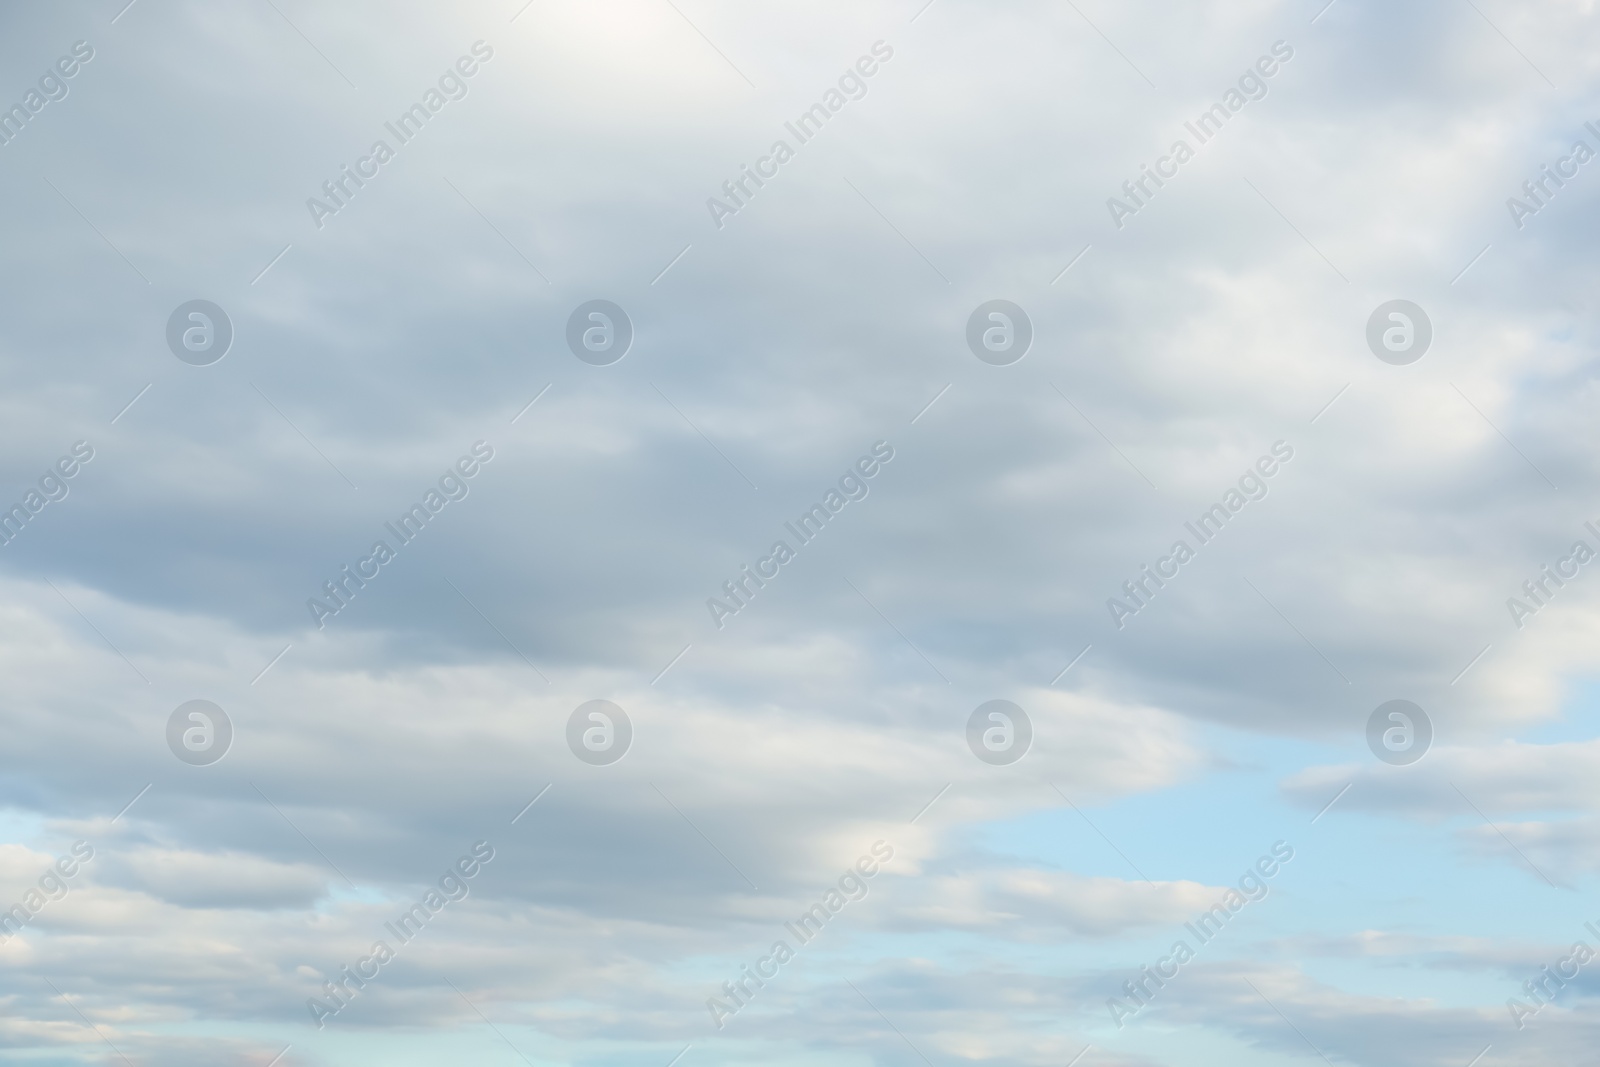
[[3, 1, 1600, 1065]]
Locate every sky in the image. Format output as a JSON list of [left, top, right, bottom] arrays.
[[1, 0, 1599, 1064]]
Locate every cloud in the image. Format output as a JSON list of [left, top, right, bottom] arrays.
[[4, 0, 1600, 1062]]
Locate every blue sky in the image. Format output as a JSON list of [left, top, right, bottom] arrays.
[[2, 0, 1599, 1064]]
